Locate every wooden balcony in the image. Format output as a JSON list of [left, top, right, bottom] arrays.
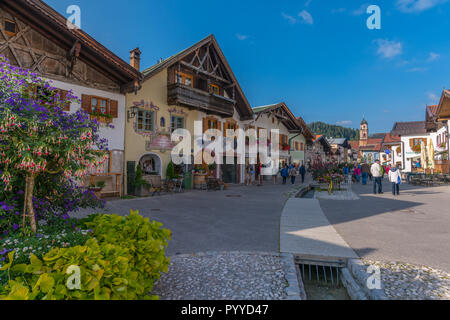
[[167, 83, 235, 117]]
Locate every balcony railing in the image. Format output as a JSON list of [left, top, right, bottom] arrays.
[[167, 83, 235, 117]]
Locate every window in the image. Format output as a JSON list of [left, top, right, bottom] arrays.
[[4, 20, 16, 37], [137, 110, 154, 132], [160, 117, 165, 128], [91, 97, 109, 115], [209, 83, 220, 95], [208, 119, 218, 129], [176, 72, 193, 88], [171, 116, 185, 132]]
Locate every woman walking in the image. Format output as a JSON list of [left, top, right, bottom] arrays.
[[389, 165, 402, 196], [354, 165, 361, 183], [289, 164, 299, 184]]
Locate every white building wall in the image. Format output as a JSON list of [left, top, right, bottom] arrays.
[[45, 78, 126, 151], [429, 126, 448, 158], [401, 133, 430, 172]]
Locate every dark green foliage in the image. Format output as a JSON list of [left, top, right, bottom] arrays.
[[309, 122, 360, 140]]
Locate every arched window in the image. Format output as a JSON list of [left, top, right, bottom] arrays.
[[160, 117, 165, 128]]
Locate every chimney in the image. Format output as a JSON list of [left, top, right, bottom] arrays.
[[130, 48, 141, 71]]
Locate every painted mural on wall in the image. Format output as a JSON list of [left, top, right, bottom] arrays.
[[131, 100, 190, 153]]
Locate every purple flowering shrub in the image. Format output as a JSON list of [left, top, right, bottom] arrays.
[[0, 55, 109, 233]]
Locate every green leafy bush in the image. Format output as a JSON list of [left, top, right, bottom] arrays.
[[166, 162, 175, 180], [0, 210, 171, 300]]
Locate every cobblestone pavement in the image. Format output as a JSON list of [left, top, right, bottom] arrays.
[[364, 260, 450, 300], [152, 252, 289, 300]]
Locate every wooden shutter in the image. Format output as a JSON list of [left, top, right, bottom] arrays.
[[203, 118, 208, 133], [109, 99, 118, 118], [223, 121, 228, 137], [81, 94, 92, 113], [59, 89, 71, 111]]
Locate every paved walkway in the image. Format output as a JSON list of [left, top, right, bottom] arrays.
[[280, 197, 358, 259], [320, 180, 450, 272], [74, 180, 298, 255]]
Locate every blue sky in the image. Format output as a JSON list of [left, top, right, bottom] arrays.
[[46, 0, 450, 134]]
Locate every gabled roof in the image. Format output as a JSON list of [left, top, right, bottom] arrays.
[[253, 102, 302, 132], [437, 90, 450, 121], [141, 34, 253, 119], [2, 0, 141, 90], [296, 116, 314, 142], [426, 104, 440, 131], [382, 133, 401, 144], [391, 121, 427, 136], [349, 140, 360, 150]]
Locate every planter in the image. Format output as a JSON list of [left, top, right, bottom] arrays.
[[88, 187, 103, 199], [90, 114, 113, 124], [435, 160, 450, 174], [193, 173, 207, 189]]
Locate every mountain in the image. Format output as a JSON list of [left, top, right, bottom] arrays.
[[308, 122, 360, 140]]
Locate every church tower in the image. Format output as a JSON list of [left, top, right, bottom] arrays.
[[360, 118, 368, 147]]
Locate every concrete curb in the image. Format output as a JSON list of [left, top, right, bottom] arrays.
[[280, 253, 304, 300], [341, 259, 388, 300]]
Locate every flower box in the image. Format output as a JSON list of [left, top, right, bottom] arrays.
[[90, 114, 113, 124]]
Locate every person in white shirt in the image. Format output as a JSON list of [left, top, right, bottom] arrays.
[[388, 165, 402, 196], [370, 160, 383, 194]]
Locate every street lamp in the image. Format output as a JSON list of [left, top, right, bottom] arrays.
[[127, 106, 139, 122]]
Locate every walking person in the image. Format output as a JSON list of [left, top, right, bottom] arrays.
[[354, 165, 361, 183], [289, 164, 298, 184], [371, 159, 383, 194], [256, 163, 263, 186], [361, 162, 370, 185], [299, 163, 306, 184], [281, 165, 289, 185], [388, 165, 402, 196], [245, 163, 254, 186]]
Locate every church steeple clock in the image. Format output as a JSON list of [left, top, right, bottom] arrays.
[[360, 118, 368, 147]]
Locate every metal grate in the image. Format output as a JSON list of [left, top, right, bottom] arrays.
[[299, 263, 342, 287]]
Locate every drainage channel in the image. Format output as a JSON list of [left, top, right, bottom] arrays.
[[295, 256, 350, 300]]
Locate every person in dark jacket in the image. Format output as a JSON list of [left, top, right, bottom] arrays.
[[281, 165, 289, 184], [361, 162, 370, 185], [299, 163, 306, 184]]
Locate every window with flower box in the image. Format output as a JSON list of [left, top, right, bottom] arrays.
[[81, 95, 118, 123]]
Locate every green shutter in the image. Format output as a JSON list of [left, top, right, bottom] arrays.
[[127, 161, 136, 195]]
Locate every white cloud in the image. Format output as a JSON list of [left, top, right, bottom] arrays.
[[337, 120, 352, 126], [428, 92, 440, 102], [427, 52, 440, 62], [299, 10, 314, 24], [236, 34, 249, 41], [305, 0, 313, 7], [374, 39, 403, 59], [282, 12, 297, 24], [350, 3, 369, 16], [396, 0, 449, 13]]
